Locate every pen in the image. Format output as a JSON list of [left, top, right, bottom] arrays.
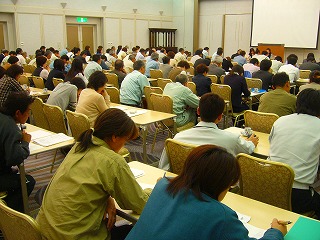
[[278, 220, 292, 225], [163, 172, 166, 178]]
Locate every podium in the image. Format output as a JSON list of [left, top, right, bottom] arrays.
[[258, 43, 284, 60]]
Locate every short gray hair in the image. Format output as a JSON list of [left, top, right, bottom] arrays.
[[133, 60, 145, 70], [151, 52, 159, 60], [175, 74, 188, 84]]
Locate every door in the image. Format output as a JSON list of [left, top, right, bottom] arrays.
[[0, 23, 5, 50], [66, 24, 94, 51]]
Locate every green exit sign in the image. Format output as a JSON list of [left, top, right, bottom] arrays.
[[76, 17, 88, 23]]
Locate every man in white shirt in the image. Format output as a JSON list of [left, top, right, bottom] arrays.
[[202, 47, 209, 59], [271, 56, 283, 74], [159, 92, 259, 170], [84, 54, 102, 80], [135, 49, 146, 61], [278, 54, 300, 83], [16, 48, 26, 66], [174, 48, 187, 63], [190, 49, 202, 65], [211, 47, 223, 62]]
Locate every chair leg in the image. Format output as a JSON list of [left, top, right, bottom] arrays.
[[151, 127, 160, 153], [50, 149, 58, 173]]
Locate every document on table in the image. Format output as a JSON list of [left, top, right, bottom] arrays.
[[139, 183, 155, 190], [236, 212, 266, 238], [30, 130, 54, 140], [32, 133, 73, 147], [130, 168, 145, 179], [111, 106, 147, 117]]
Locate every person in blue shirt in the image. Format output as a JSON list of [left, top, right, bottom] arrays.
[[145, 52, 159, 78], [126, 145, 287, 240]]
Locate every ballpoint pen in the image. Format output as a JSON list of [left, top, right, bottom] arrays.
[[278, 220, 292, 225]]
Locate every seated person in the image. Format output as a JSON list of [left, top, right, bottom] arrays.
[[100, 55, 110, 70], [159, 93, 259, 170], [243, 58, 260, 74], [160, 56, 173, 79], [271, 56, 283, 74], [76, 71, 110, 127], [258, 72, 296, 117], [45, 59, 65, 90], [269, 89, 320, 219], [120, 60, 150, 107], [46, 77, 86, 114], [299, 70, 320, 92], [224, 65, 251, 113], [299, 56, 320, 72], [278, 54, 299, 83], [129, 145, 287, 240], [208, 56, 226, 83], [111, 59, 127, 87], [192, 63, 211, 97], [233, 50, 247, 66], [32, 55, 50, 81], [37, 108, 151, 239], [84, 54, 102, 80], [65, 58, 88, 85], [163, 74, 199, 127], [252, 59, 274, 91], [168, 60, 190, 81], [0, 92, 36, 212], [145, 52, 159, 78]]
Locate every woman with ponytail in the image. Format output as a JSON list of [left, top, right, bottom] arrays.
[[37, 108, 150, 240]]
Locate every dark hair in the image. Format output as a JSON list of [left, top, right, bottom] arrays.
[[53, 59, 65, 72], [80, 50, 87, 56], [16, 48, 23, 54], [85, 45, 90, 51], [261, 50, 268, 55], [175, 74, 188, 84], [204, 47, 209, 51], [129, 55, 136, 61], [7, 56, 19, 64], [114, 60, 124, 70], [194, 49, 202, 56], [65, 58, 84, 81], [306, 53, 314, 59], [274, 56, 282, 62], [44, 50, 52, 58], [1, 91, 34, 117], [179, 48, 184, 52], [73, 47, 80, 55], [122, 47, 127, 52], [2, 49, 8, 54], [87, 71, 107, 90], [9, 51, 16, 56], [230, 65, 244, 75], [260, 59, 272, 71], [287, 56, 297, 65], [296, 89, 320, 117], [69, 77, 86, 90], [240, 50, 246, 56], [167, 51, 175, 59], [40, 46, 46, 50], [199, 93, 225, 122], [249, 58, 259, 65], [61, 55, 69, 61], [162, 56, 170, 64], [310, 70, 320, 84], [177, 60, 190, 69], [76, 108, 138, 152], [217, 47, 223, 56], [36, 56, 47, 67], [92, 54, 101, 63], [6, 64, 23, 78], [167, 145, 240, 201], [272, 72, 289, 87], [133, 60, 145, 70], [196, 63, 209, 75]]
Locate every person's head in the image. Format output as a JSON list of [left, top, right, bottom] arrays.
[[249, 48, 255, 55], [250, 58, 259, 66], [237, 49, 242, 54], [80, 50, 87, 57], [309, 70, 320, 84], [306, 53, 315, 59], [69, 77, 86, 99], [240, 50, 246, 57], [296, 89, 320, 117], [174, 74, 188, 85], [160, 48, 166, 53], [204, 47, 209, 51], [6, 64, 23, 80], [40, 46, 46, 52], [287, 54, 298, 65], [16, 48, 23, 55], [230, 65, 244, 76], [1, 49, 9, 56], [53, 59, 65, 72], [92, 54, 101, 64], [266, 48, 271, 55], [140, 48, 146, 55], [194, 49, 202, 56], [60, 54, 69, 64], [150, 52, 159, 61], [162, 56, 170, 64], [101, 55, 107, 62], [213, 56, 223, 66], [261, 50, 268, 56], [122, 47, 128, 52], [272, 72, 290, 91], [131, 47, 137, 53], [73, 47, 81, 55], [7, 56, 19, 65], [198, 93, 225, 123], [9, 51, 16, 56], [66, 58, 84, 80], [133, 60, 145, 73], [260, 59, 272, 71], [167, 51, 175, 59], [87, 71, 107, 92], [255, 48, 260, 54], [36, 56, 47, 67], [196, 63, 209, 75], [53, 50, 60, 57], [177, 60, 190, 70], [128, 54, 136, 62], [274, 56, 282, 62], [167, 145, 240, 201], [307, 56, 316, 63], [136, 45, 140, 50], [179, 48, 184, 54], [44, 50, 52, 59], [85, 45, 90, 51], [1, 91, 34, 124], [114, 60, 124, 71], [217, 47, 223, 56], [76, 108, 139, 152], [117, 45, 122, 51]]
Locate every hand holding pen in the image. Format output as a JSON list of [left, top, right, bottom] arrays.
[[271, 218, 288, 236], [20, 124, 31, 143]]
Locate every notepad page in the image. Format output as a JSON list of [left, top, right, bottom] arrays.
[[33, 133, 73, 147], [130, 168, 145, 179], [243, 222, 266, 238], [30, 130, 54, 140]]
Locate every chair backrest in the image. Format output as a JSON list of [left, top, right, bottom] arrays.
[[157, 78, 172, 90], [43, 103, 68, 135], [0, 200, 42, 240], [186, 66, 194, 75], [66, 110, 90, 140], [187, 81, 197, 94], [210, 83, 233, 113], [237, 153, 294, 210], [125, 66, 133, 73], [150, 69, 163, 79], [150, 93, 174, 126], [52, 78, 64, 87], [32, 76, 45, 89], [105, 73, 119, 89], [18, 75, 30, 86], [30, 97, 50, 130], [165, 139, 197, 174], [105, 86, 120, 103], [245, 77, 262, 89], [244, 110, 279, 133], [207, 74, 218, 84], [220, 75, 225, 84], [299, 70, 311, 79], [144, 86, 163, 110], [29, 65, 36, 73]]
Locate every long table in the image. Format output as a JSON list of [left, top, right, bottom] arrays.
[[118, 161, 301, 231], [110, 103, 176, 163]]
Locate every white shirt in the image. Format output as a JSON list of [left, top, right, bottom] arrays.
[[190, 55, 201, 65], [252, 54, 269, 63], [17, 54, 26, 66], [174, 52, 186, 63], [278, 64, 300, 83], [271, 60, 283, 74]]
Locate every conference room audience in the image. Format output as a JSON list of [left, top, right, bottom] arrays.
[[258, 72, 296, 117], [190, 49, 202, 65], [224, 65, 250, 113], [130, 145, 286, 240], [233, 50, 246, 66], [194, 57, 211, 76], [159, 93, 258, 170], [207, 56, 225, 83], [211, 47, 223, 62], [302, 53, 315, 63], [76, 71, 110, 127], [0, 92, 35, 213], [74, 50, 87, 65], [0, 49, 8, 64], [174, 48, 187, 63], [1, 56, 19, 72], [202, 46, 209, 59], [15, 47, 26, 66], [65, 58, 88, 85], [222, 56, 234, 72], [1, 50, 16, 67], [111, 59, 127, 87], [45, 59, 65, 90], [32, 56, 50, 81], [192, 64, 211, 97], [160, 56, 173, 79], [269, 89, 320, 219], [168, 60, 190, 81], [135, 48, 146, 61], [299, 56, 320, 71], [123, 54, 136, 72], [278, 54, 299, 83], [120, 60, 150, 107], [163, 74, 199, 127], [100, 55, 110, 70], [251, 50, 269, 63], [271, 56, 283, 74], [37, 108, 151, 239], [298, 70, 320, 92], [84, 54, 103, 80], [252, 59, 274, 90], [145, 52, 159, 78], [243, 58, 260, 75]]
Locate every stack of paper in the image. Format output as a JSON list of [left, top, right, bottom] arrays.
[[130, 168, 145, 178], [32, 133, 73, 147]]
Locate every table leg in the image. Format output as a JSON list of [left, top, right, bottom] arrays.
[[18, 163, 29, 215], [141, 125, 148, 163]]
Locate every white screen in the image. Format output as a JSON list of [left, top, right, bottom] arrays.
[[251, 0, 320, 48]]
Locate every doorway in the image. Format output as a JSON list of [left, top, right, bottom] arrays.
[[0, 22, 6, 50], [66, 24, 95, 51]]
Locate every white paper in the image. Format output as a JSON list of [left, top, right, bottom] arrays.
[[130, 168, 145, 179], [111, 106, 128, 111], [33, 133, 73, 147], [29, 142, 45, 152], [139, 183, 155, 190], [126, 109, 148, 117], [236, 211, 251, 223], [243, 222, 266, 239], [29, 130, 54, 140]]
